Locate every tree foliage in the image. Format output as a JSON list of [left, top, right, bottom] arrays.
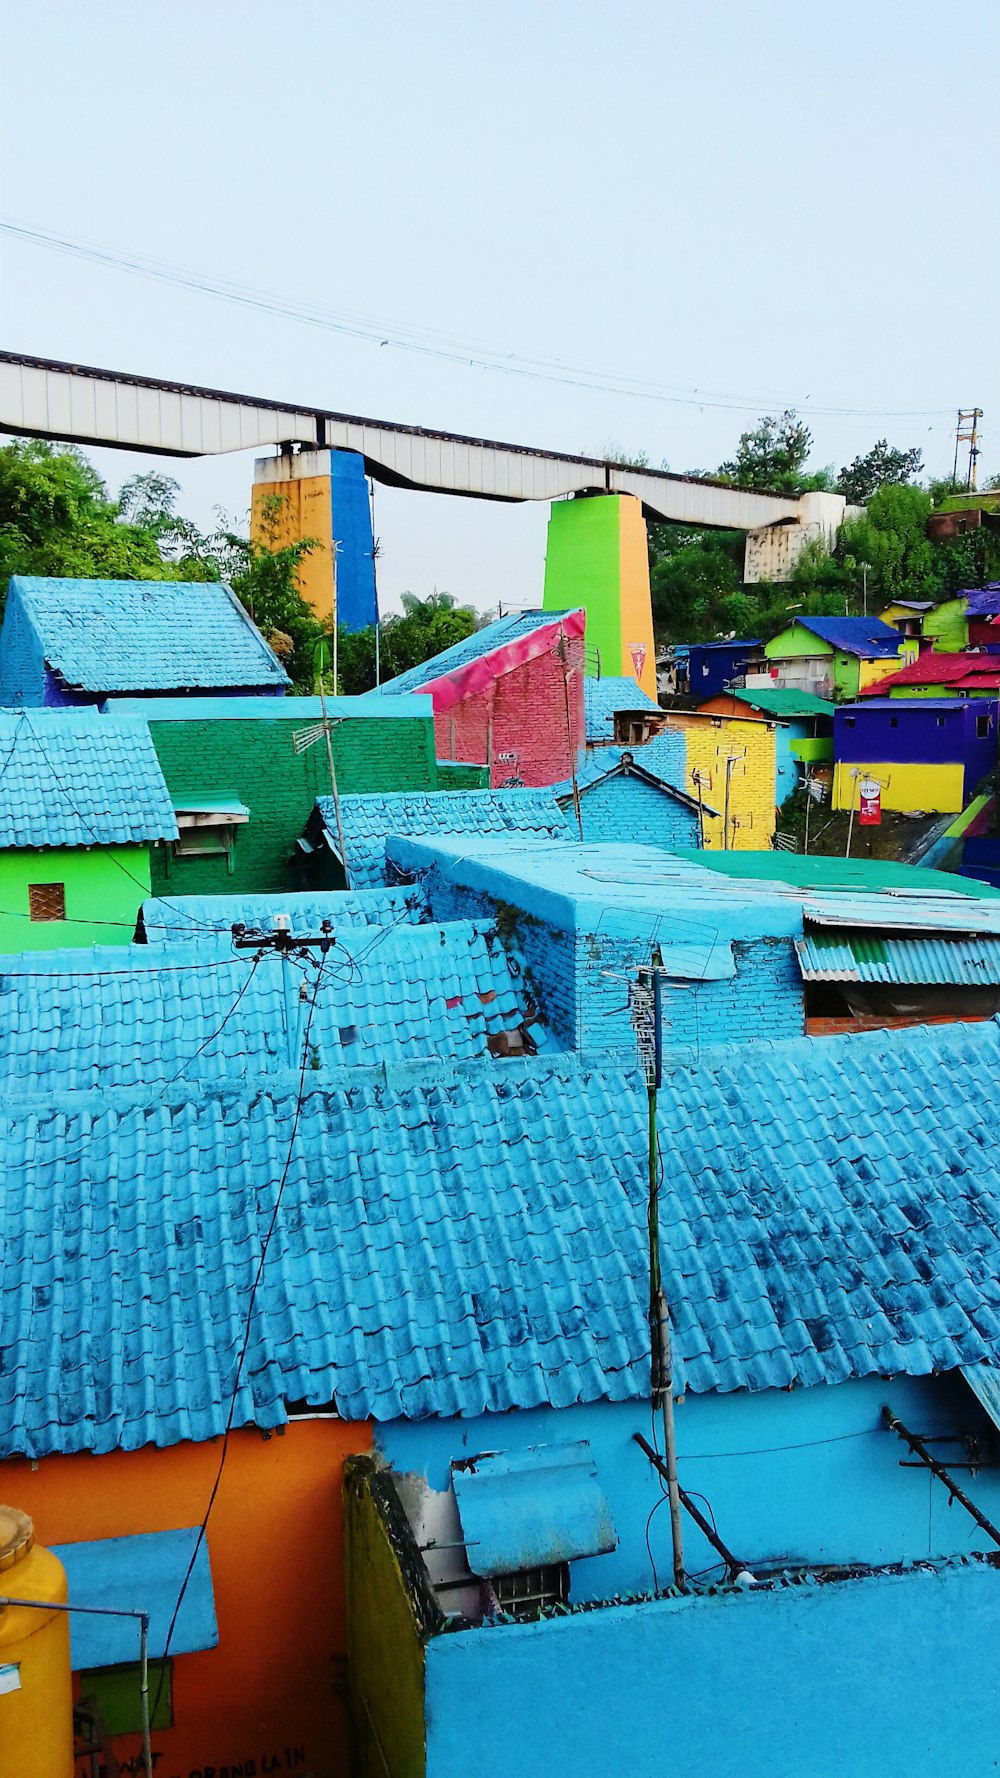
[[0, 441, 176, 588], [717, 410, 830, 494], [335, 590, 479, 695], [836, 440, 923, 505]]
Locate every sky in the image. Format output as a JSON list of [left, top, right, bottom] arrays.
[[2, 0, 999, 616]]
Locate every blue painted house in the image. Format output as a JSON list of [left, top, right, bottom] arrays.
[[0, 576, 289, 706], [681, 638, 761, 700], [553, 748, 709, 848], [387, 834, 806, 1059]]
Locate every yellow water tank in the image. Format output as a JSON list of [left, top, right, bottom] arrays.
[[0, 1506, 73, 1777]]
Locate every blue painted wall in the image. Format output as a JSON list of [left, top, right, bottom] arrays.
[[378, 1372, 1000, 1607], [329, 451, 378, 633], [560, 774, 700, 849], [0, 585, 48, 706], [422, 869, 803, 1062], [423, 1557, 1000, 1778], [685, 641, 759, 701]]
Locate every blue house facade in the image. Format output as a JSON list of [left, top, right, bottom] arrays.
[[682, 638, 761, 700], [554, 749, 705, 848]]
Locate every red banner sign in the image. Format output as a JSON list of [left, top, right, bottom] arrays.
[[858, 778, 881, 825]]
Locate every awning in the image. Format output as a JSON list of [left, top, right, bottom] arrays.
[[796, 929, 1000, 986], [453, 1441, 617, 1578], [51, 1527, 218, 1669]]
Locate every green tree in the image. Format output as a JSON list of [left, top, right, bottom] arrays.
[[837, 483, 938, 604], [718, 410, 832, 494], [211, 494, 322, 691], [331, 590, 480, 694], [836, 440, 923, 505], [0, 440, 172, 591]]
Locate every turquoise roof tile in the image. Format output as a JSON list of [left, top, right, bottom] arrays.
[[5, 1021, 1000, 1453], [584, 676, 660, 740], [140, 886, 428, 943], [0, 921, 551, 1095], [6, 576, 288, 693], [0, 708, 177, 847], [325, 789, 571, 887]]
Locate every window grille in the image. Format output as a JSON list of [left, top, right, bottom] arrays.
[[491, 1562, 569, 1618], [28, 882, 66, 922]]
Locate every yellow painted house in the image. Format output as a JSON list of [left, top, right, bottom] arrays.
[[642, 711, 778, 850]]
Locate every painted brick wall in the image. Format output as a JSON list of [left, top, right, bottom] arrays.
[[148, 713, 438, 895], [436, 761, 490, 791], [422, 867, 802, 1062], [434, 636, 586, 789], [0, 590, 48, 707], [679, 717, 777, 849], [561, 774, 700, 849]]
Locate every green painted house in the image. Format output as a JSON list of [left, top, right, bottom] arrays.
[[111, 695, 441, 897], [922, 587, 1000, 653], [759, 616, 905, 702], [0, 707, 177, 950]]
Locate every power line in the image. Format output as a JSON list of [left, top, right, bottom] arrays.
[[150, 943, 331, 1718], [0, 216, 955, 423]]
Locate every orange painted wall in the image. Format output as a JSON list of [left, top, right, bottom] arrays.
[[4, 1417, 371, 1778], [617, 496, 658, 700], [251, 475, 335, 625], [696, 694, 767, 722]]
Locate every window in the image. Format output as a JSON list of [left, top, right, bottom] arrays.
[[937, 716, 947, 728], [978, 713, 992, 738], [28, 882, 66, 922], [491, 1563, 569, 1618], [78, 1660, 172, 1735], [889, 717, 898, 728], [844, 717, 856, 728]]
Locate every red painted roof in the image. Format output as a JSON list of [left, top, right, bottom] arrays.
[[859, 651, 1000, 695]]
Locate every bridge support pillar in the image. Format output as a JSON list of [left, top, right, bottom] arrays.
[[542, 494, 658, 699], [252, 449, 378, 631]]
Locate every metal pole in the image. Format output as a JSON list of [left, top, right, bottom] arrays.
[[633, 1433, 743, 1579], [139, 1612, 153, 1778], [803, 770, 812, 855], [883, 1407, 1000, 1547], [646, 967, 685, 1590], [845, 768, 860, 858], [558, 627, 584, 840], [318, 681, 351, 890], [724, 756, 734, 851]]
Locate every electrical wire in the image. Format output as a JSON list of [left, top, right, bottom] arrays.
[[150, 945, 331, 1723], [0, 216, 957, 422]]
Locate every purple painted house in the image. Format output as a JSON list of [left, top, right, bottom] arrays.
[[0, 577, 289, 707], [835, 697, 999, 813]]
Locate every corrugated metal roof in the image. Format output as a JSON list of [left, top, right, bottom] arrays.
[[140, 886, 428, 943], [788, 617, 903, 658], [961, 586, 1000, 617], [803, 893, 1000, 934], [375, 609, 579, 696], [52, 1528, 217, 1667], [453, 1442, 617, 1576], [324, 789, 571, 887], [7, 1018, 1000, 1453], [7, 576, 288, 692], [0, 921, 551, 1095], [0, 708, 177, 848], [796, 929, 1000, 984], [858, 652, 1000, 694], [730, 687, 835, 720], [584, 676, 660, 740]]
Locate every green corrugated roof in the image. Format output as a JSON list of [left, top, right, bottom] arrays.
[[731, 687, 835, 719], [670, 848, 1000, 899]]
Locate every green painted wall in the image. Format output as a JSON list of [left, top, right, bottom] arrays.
[[436, 761, 490, 790], [923, 600, 969, 653], [790, 737, 834, 763], [345, 1461, 427, 1778], [147, 714, 438, 896], [832, 654, 861, 700], [0, 846, 150, 950], [544, 497, 622, 677], [765, 624, 834, 661], [889, 684, 995, 699]]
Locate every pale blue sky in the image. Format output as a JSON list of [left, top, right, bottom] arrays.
[[2, 0, 997, 613]]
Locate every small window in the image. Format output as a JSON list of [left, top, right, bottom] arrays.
[[937, 716, 947, 728], [491, 1563, 569, 1619], [28, 882, 66, 922], [78, 1660, 172, 1736], [889, 717, 898, 728], [844, 717, 856, 728], [978, 713, 992, 738]]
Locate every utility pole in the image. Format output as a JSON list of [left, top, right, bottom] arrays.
[[722, 752, 745, 851], [233, 916, 339, 1065], [296, 651, 351, 888], [954, 408, 984, 492], [634, 960, 686, 1590], [845, 767, 861, 858]]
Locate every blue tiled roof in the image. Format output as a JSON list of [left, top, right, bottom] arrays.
[[0, 921, 550, 1097], [7, 577, 289, 692], [375, 610, 577, 696], [551, 747, 710, 813], [961, 585, 1000, 618], [6, 1020, 1000, 1452], [0, 709, 177, 848], [325, 789, 571, 887], [140, 886, 428, 943], [790, 616, 902, 658], [584, 677, 660, 741]]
